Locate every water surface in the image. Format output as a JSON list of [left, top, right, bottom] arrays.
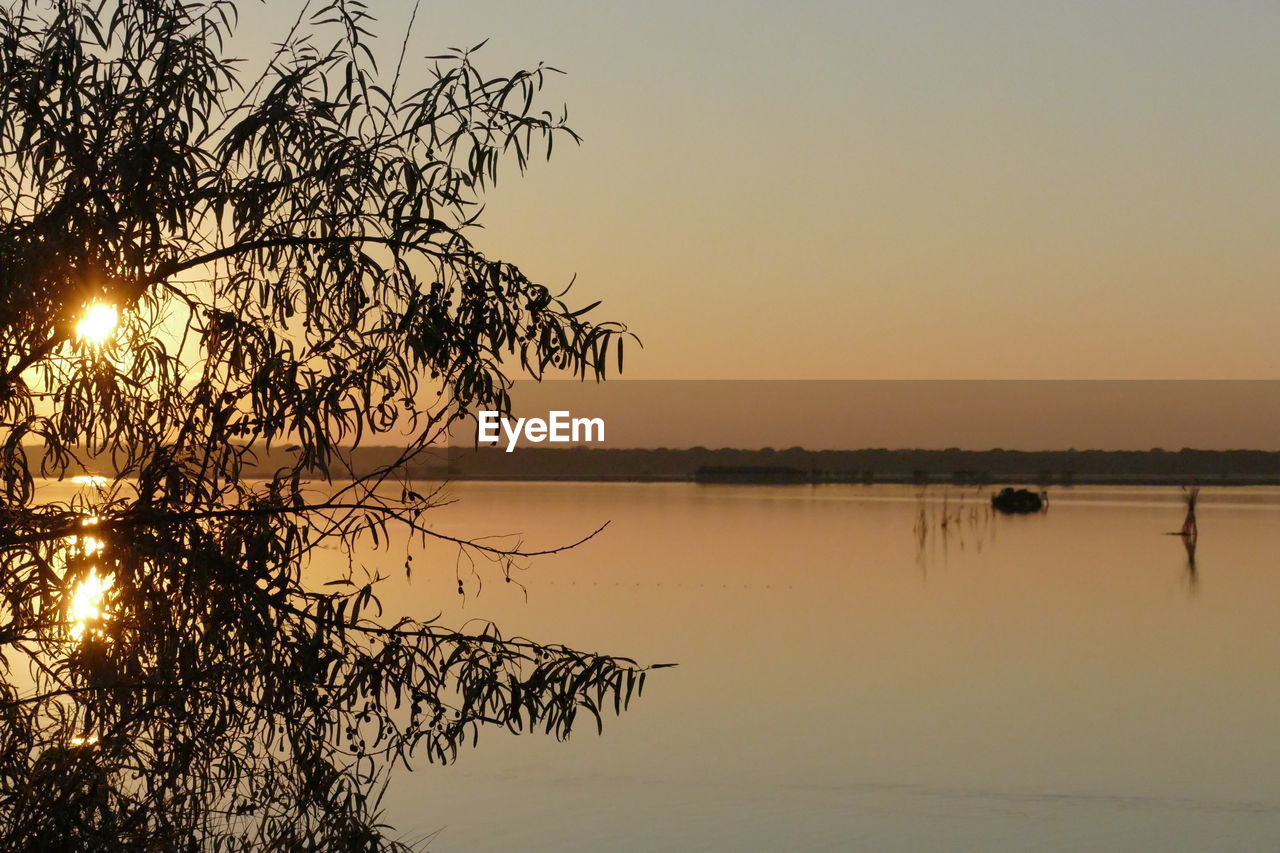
[[352, 482, 1280, 851]]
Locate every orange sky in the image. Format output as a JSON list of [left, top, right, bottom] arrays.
[[485, 380, 1280, 451], [237, 2, 1280, 380]]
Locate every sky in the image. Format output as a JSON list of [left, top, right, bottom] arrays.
[[236, 1, 1280, 381], [493, 380, 1280, 450]]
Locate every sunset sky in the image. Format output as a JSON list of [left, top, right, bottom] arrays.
[[242, 2, 1280, 380]]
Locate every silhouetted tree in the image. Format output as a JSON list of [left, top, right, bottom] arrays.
[[0, 1, 651, 849]]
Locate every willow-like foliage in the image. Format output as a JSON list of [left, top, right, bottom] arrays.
[[0, 1, 650, 849]]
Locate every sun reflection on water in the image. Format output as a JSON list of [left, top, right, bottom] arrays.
[[63, 531, 113, 642], [68, 566, 113, 642], [53, 517, 113, 753], [68, 533, 103, 557]]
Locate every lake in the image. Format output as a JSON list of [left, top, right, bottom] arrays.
[[355, 481, 1280, 852]]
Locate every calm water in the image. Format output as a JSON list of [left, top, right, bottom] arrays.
[[358, 482, 1280, 852], [36, 479, 1280, 850]]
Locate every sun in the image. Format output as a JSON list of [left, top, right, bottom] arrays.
[[75, 303, 118, 345]]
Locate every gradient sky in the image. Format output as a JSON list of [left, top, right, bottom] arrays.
[[495, 381, 1280, 450], [240, 1, 1280, 380]]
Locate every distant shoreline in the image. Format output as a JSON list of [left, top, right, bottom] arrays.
[[434, 473, 1280, 487], [236, 446, 1280, 487]]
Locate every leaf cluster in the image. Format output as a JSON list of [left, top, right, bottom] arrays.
[[0, 1, 650, 849]]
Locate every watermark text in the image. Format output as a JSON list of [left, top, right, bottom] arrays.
[[477, 410, 605, 452]]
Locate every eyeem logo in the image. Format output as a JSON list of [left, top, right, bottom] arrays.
[[477, 411, 605, 453]]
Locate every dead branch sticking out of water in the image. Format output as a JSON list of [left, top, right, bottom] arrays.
[[1168, 484, 1199, 589], [1167, 484, 1199, 544]]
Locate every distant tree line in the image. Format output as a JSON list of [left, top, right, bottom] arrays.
[[433, 446, 1280, 485]]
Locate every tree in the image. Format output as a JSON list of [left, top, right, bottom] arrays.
[[0, 1, 653, 848]]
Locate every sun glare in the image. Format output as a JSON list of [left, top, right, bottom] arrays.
[[74, 303, 118, 346], [68, 565, 113, 641], [69, 534, 104, 557]]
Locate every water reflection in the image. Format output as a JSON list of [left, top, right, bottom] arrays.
[[388, 482, 1280, 852], [14, 479, 1280, 852], [1182, 533, 1199, 592], [63, 523, 113, 642], [1176, 485, 1200, 592], [912, 483, 1205, 599], [67, 566, 113, 642], [913, 487, 996, 572]]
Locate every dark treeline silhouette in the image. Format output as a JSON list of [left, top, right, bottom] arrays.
[[403, 446, 1280, 485], [71, 443, 1280, 485]]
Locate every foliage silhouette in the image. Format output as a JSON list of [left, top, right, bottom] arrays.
[[0, 1, 649, 849]]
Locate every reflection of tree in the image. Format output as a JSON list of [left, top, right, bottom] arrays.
[[1182, 529, 1199, 591], [1178, 485, 1199, 592], [0, 2, 654, 848]]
